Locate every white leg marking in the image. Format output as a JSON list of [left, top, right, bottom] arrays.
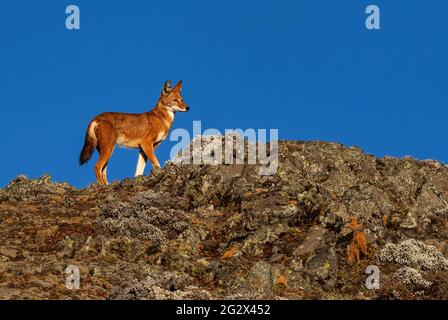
[[135, 152, 147, 177], [103, 165, 109, 185]]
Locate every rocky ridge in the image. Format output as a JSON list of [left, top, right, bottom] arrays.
[[1, 139, 448, 299]]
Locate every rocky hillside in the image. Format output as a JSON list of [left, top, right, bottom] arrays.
[[1, 139, 448, 300]]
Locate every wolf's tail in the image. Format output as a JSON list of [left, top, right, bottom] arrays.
[[79, 122, 97, 165]]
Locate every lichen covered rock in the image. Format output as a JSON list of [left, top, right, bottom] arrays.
[[1, 139, 448, 299], [379, 239, 448, 271]]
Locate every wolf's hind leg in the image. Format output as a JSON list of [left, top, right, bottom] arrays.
[[102, 163, 109, 185], [94, 122, 116, 185], [95, 144, 114, 185]]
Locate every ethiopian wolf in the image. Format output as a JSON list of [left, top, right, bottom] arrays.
[[79, 80, 189, 185]]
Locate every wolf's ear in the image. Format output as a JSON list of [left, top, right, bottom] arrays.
[[161, 80, 172, 96], [173, 80, 183, 92]]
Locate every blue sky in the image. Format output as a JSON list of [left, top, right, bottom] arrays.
[[0, 1, 447, 188]]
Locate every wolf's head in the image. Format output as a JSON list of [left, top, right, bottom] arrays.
[[159, 80, 189, 112]]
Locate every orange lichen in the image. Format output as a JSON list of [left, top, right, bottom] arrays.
[[191, 217, 203, 226], [221, 244, 239, 259], [382, 215, 389, 226], [347, 231, 368, 263], [346, 218, 362, 231], [275, 275, 288, 288], [346, 218, 368, 264]]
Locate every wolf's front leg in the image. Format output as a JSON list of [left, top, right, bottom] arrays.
[[135, 150, 147, 176], [140, 142, 161, 168]]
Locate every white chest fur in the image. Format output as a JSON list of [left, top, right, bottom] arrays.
[[156, 131, 167, 143], [167, 110, 174, 121]]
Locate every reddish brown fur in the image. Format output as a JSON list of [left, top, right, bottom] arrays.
[[79, 80, 189, 185]]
